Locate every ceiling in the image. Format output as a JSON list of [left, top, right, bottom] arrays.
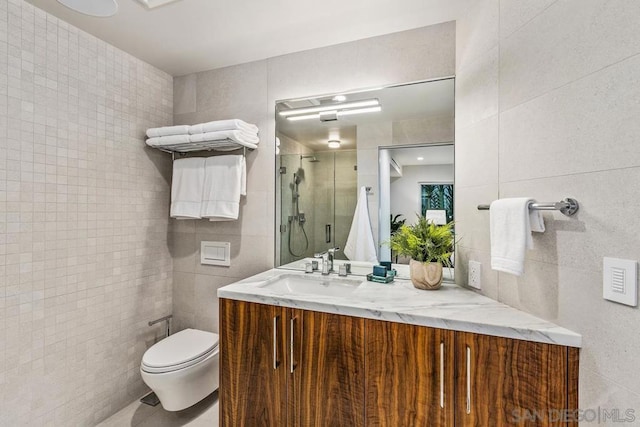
[[276, 78, 454, 151], [25, 0, 470, 76]]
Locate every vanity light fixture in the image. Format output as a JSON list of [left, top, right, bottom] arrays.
[[327, 140, 341, 149], [286, 106, 382, 121], [417, 156, 424, 161], [332, 95, 347, 102], [337, 106, 382, 117], [280, 99, 379, 117], [57, 0, 118, 16], [287, 113, 324, 122]]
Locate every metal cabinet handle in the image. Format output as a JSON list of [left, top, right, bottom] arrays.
[[272, 316, 278, 370], [440, 342, 444, 409], [290, 317, 296, 373], [466, 345, 471, 414]]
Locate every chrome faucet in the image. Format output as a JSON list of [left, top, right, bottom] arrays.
[[314, 247, 340, 275]]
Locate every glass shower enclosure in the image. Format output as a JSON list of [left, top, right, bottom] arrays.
[[277, 151, 357, 266]]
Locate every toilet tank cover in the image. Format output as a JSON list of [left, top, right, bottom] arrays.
[[142, 328, 219, 368]]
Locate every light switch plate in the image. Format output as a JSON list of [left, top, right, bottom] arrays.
[[603, 257, 637, 306], [201, 241, 231, 266]]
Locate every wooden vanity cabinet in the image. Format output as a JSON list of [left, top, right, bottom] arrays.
[[291, 309, 365, 426], [455, 332, 578, 427], [220, 299, 578, 427], [220, 300, 365, 427], [365, 320, 455, 427], [219, 299, 287, 426]]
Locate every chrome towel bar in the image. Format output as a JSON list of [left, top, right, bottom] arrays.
[[477, 198, 579, 216]]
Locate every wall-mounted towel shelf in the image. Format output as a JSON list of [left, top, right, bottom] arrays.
[[145, 119, 259, 159], [151, 139, 256, 154], [477, 198, 579, 216]]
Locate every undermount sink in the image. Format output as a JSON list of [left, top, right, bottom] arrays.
[[259, 274, 365, 297]]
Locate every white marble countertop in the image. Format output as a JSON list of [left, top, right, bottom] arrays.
[[217, 268, 582, 348]]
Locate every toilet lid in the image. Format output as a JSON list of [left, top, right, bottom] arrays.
[[142, 329, 219, 370]]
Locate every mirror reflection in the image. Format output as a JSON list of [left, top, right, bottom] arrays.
[[275, 78, 455, 277], [278, 150, 357, 265], [379, 144, 454, 264]]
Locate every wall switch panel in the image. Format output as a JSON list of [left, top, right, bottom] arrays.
[[201, 241, 231, 266], [468, 260, 482, 290], [603, 257, 637, 306]]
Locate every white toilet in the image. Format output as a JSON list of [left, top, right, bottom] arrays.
[[140, 328, 220, 411]]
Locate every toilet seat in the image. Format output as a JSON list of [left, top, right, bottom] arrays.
[[142, 328, 219, 374]]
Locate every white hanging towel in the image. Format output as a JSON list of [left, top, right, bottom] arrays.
[[240, 156, 246, 196], [170, 158, 206, 219], [344, 186, 378, 263], [490, 198, 545, 276], [189, 119, 259, 135], [201, 155, 245, 221]]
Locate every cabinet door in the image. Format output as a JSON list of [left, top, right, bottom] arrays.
[[291, 309, 365, 426], [219, 299, 287, 427], [365, 320, 454, 426], [455, 332, 571, 427]]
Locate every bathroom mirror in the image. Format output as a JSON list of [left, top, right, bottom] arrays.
[[275, 78, 455, 277]]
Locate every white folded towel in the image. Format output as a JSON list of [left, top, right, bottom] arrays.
[[170, 158, 206, 219], [146, 125, 191, 138], [189, 130, 259, 145], [490, 198, 545, 276], [344, 186, 378, 263], [146, 134, 191, 147], [189, 119, 258, 135], [201, 155, 245, 221]]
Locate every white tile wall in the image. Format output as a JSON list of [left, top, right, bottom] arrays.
[[0, 1, 174, 425], [456, 0, 640, 413]]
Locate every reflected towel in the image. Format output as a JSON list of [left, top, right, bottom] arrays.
[[201, 155, 245, 221], [189, 119, 258, 135], [490, 198, 545, 276], [170, 158, 206, 219], [344, 186, 378, 263]]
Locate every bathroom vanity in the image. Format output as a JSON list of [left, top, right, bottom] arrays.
[[218, 269, 580, 427]]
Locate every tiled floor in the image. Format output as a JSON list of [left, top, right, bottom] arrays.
[[97, 392, 218, 427]]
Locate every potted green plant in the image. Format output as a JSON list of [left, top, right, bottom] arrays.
[[388, 215, 455, 290]]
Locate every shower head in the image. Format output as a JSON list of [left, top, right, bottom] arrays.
[[293, 172, 302, 185], [301, 155, 320, 163]]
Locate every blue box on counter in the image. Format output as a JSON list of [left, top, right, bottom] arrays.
[[373, 265, 388, 277]]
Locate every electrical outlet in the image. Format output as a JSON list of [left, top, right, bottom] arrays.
[[468, 261, 481, 290]]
